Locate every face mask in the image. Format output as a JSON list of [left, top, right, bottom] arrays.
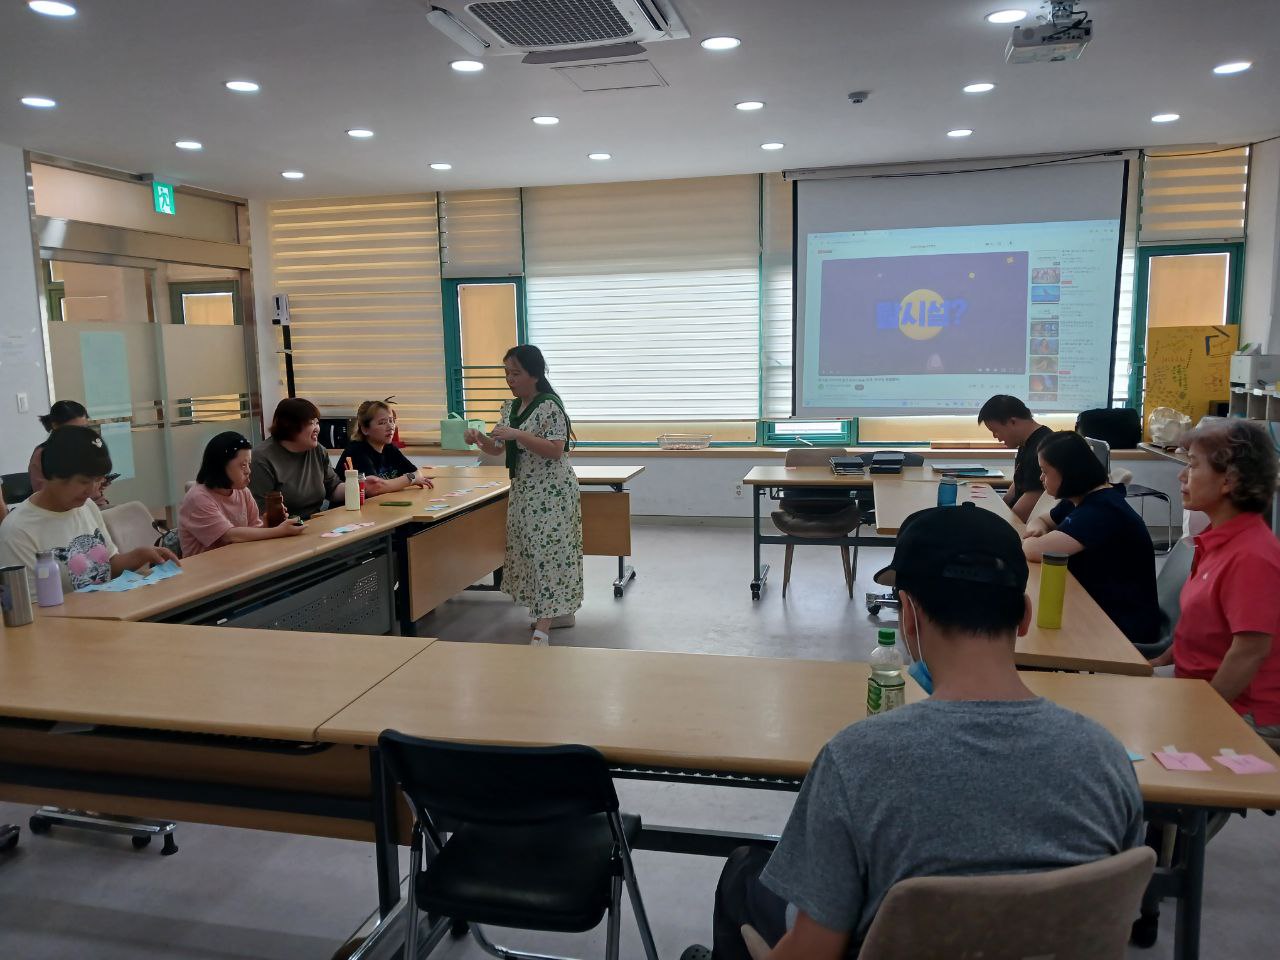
[[904, 595, 935, 695]]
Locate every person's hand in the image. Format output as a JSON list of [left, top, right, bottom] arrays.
[[413, 475, 435, 490], [363, 475, 391, 496], [129, 546, 180, 569], [490, 424, 518, 442], [1021, 527, 1042, 540], [278, 518, 307, 537], [463, 428, 485, 445]]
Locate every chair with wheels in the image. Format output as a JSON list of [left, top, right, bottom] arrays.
[[740, 847, 1154, 960], [1132, 537, 1194, 661], [771, 448, 864, 599], [378, 730, 661, 960], [1084, 437, 1174, 553]]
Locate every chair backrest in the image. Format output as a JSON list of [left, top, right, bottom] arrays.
[[784, 447, 840, 468], [1, 472, 33, 505], [858, 847, 1155, 960], [378, 730, 619, 826], [100, 500, 158, 553], [1084, 436, 1111, 472], [1156, 537, 1195, 644]]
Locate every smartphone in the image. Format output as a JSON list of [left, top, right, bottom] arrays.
[[103, 473, 121, 484]]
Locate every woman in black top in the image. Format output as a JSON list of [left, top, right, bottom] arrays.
[[1022, 430, 1160, 646], [337, 400, 433, 496]]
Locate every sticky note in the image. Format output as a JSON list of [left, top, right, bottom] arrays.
[[1154, 751, 1212, 772], [1127, 751, 1145, 763], [1214, 754, 1276, 775]]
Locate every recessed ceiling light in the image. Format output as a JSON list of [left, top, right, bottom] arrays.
[[531, 116, 560, 125], [986, 9, 1027, 24], [430, 162, 453, 171], [450, 59, 485, 73], [225, 80, 260, 93], [963, 82, 996, 94], [174, 140, 203, 151], [736, 101, 765, 111], [701, 36, 741, 51], [347, 128, 375, 139], [281, 170, 305, 180], [28, 1, 76, 17], [20, 96, 56, 109], [1213, 61, 1252, 75], [1151, 113, 1180, 123], [760, 142, 784, 151], [947, 128, 974, 137], [588, 153, 612, 161]]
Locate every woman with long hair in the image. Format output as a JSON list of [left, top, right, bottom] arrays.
[[465, 345, 582, 645], [336, 399, 432, 496]]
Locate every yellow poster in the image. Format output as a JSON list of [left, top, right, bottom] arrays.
[[1143, 325, 1238, 437]]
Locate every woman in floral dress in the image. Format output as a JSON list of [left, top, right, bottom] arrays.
[[465, 345, 582, 645]]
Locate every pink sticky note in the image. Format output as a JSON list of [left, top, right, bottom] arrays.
[[1214, 754, 1277, 775], [1154, 751, 1212, 772]]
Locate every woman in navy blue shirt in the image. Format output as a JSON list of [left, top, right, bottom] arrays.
[[1023, 431, 1161, 647]]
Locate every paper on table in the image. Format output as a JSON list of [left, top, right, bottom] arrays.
[[1127, 751, 1146, 763], [76, 560, 182, 593], [1214, 754, 1277, 775], [1153, 751, 1212, 772], [320, 521, 376, 539]]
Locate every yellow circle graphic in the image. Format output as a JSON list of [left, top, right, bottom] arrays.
[[897, 288, 945, 341]]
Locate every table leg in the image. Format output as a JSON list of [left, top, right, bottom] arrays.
[[611, 483, 636, 598], [1172, 809, 1207, 960], [751, 486, 770, 600], [368, 748, 400, 918]]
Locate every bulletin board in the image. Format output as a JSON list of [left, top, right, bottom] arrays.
[[1143, 325, 1238, 437]]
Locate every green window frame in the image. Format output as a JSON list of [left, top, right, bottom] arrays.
[[167, 280, 243, 325], [761, 419, 856, 445], [441, 277, 528, 416], [1127, 241, 1244, 408]]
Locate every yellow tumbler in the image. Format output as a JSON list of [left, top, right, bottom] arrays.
[[1037, 553, 1068, 629]]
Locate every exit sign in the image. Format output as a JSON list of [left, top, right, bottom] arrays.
[[152, 181, 176, 215]]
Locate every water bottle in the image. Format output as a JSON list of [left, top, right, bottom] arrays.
[[936, 477, 959, 507], [35, 551, 64, 607], [1037, 553, 1068, 629], [344, 471, 361, 511], [867, 628, 906, 716]]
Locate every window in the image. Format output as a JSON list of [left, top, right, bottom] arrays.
[[523, 177, 761, 437]]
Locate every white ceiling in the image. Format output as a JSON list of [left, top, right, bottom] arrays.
[[1, 0, 1277, 200]]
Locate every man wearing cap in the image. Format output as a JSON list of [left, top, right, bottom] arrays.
[[685, 505, 1143, 960]]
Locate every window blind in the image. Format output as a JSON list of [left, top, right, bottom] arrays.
[[440, 189, 524, 278], [267, 195, 446, 442], [1139, 147, 1249, 242], [523, 176, 761, 421]]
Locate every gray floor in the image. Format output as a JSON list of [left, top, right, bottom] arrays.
[[0, 522, 1275, 959]]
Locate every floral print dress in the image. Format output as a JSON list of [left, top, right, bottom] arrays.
[[497, 398, 583, 620]]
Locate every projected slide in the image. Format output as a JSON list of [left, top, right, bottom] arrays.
[[799, 219, 1121, 415]]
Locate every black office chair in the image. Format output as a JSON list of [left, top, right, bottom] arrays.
[[378, 731, 660, 960], [1, 472, 33, 505]]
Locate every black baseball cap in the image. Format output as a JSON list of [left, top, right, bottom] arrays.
[[873, 503, 1028, 592]]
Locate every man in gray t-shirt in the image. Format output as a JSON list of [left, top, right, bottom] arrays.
[[686, 505, 1144, 960]]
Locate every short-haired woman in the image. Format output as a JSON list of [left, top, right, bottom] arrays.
[[179, 431, 307, 557], [249, 398, 344, 519], [0, 426, 177, 592], [1023, 430, 1160, 647], [465, 345, 582, 645], [337, 400, 433, 497], [29, 400, 110, 508], [1154, 421, 1280, 734]]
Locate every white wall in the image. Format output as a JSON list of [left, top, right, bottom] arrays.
[[1243, 137, 1280, 351], [0, 141, 49, 475]]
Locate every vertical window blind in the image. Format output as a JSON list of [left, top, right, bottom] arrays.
[[440, 189, 524, 277], [523, 176, 761, 421], [267, 195, 446, 442]]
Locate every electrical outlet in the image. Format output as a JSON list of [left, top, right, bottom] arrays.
[[734, 483, 743, 498], [15, 392, 28, 414]]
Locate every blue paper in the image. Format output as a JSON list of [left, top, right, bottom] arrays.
[[1127, 751, 1146, 763], [97, 421, 136, 480], [76, 560, 182, 593], [80, 331, 132, 420]]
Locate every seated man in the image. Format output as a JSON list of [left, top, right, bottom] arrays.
[[978, 394, 1051, 522], [689, 505, 1143, 960]]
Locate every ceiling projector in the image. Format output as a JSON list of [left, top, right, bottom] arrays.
[[1006, 10, 1092, 63]]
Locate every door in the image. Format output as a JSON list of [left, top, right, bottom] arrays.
[[443, 277, 526, 424]]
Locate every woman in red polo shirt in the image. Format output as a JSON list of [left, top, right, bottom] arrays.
[[1154, 421, 1280, 738]]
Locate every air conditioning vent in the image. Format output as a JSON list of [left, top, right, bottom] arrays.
[[425, 0, 688, 58]]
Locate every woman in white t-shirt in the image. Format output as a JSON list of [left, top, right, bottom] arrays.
[[0, 426, 177, 592]]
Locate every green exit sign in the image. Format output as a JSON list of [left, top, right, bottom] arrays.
[[152, 181, 176, 215]]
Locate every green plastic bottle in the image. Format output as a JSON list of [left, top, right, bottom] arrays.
[[867, 628, 906, 716]]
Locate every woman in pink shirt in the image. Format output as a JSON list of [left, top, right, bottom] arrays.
[[178, 432, 307, 557]]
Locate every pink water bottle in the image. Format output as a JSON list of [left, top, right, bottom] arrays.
[[35, 551, 64, 607]]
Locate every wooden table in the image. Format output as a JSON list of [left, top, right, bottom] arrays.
[[870, 477, 1015, 534]]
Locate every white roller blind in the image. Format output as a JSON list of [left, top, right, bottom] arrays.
[[267, 195, 446, 442], [523, 176, 761, 421], [440, 188, 524, 278], [1139, 147, 1249, 242], [761, 172, 793, 420]]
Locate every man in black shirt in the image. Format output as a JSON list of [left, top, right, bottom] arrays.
[[978, 395, 1051, 523]]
